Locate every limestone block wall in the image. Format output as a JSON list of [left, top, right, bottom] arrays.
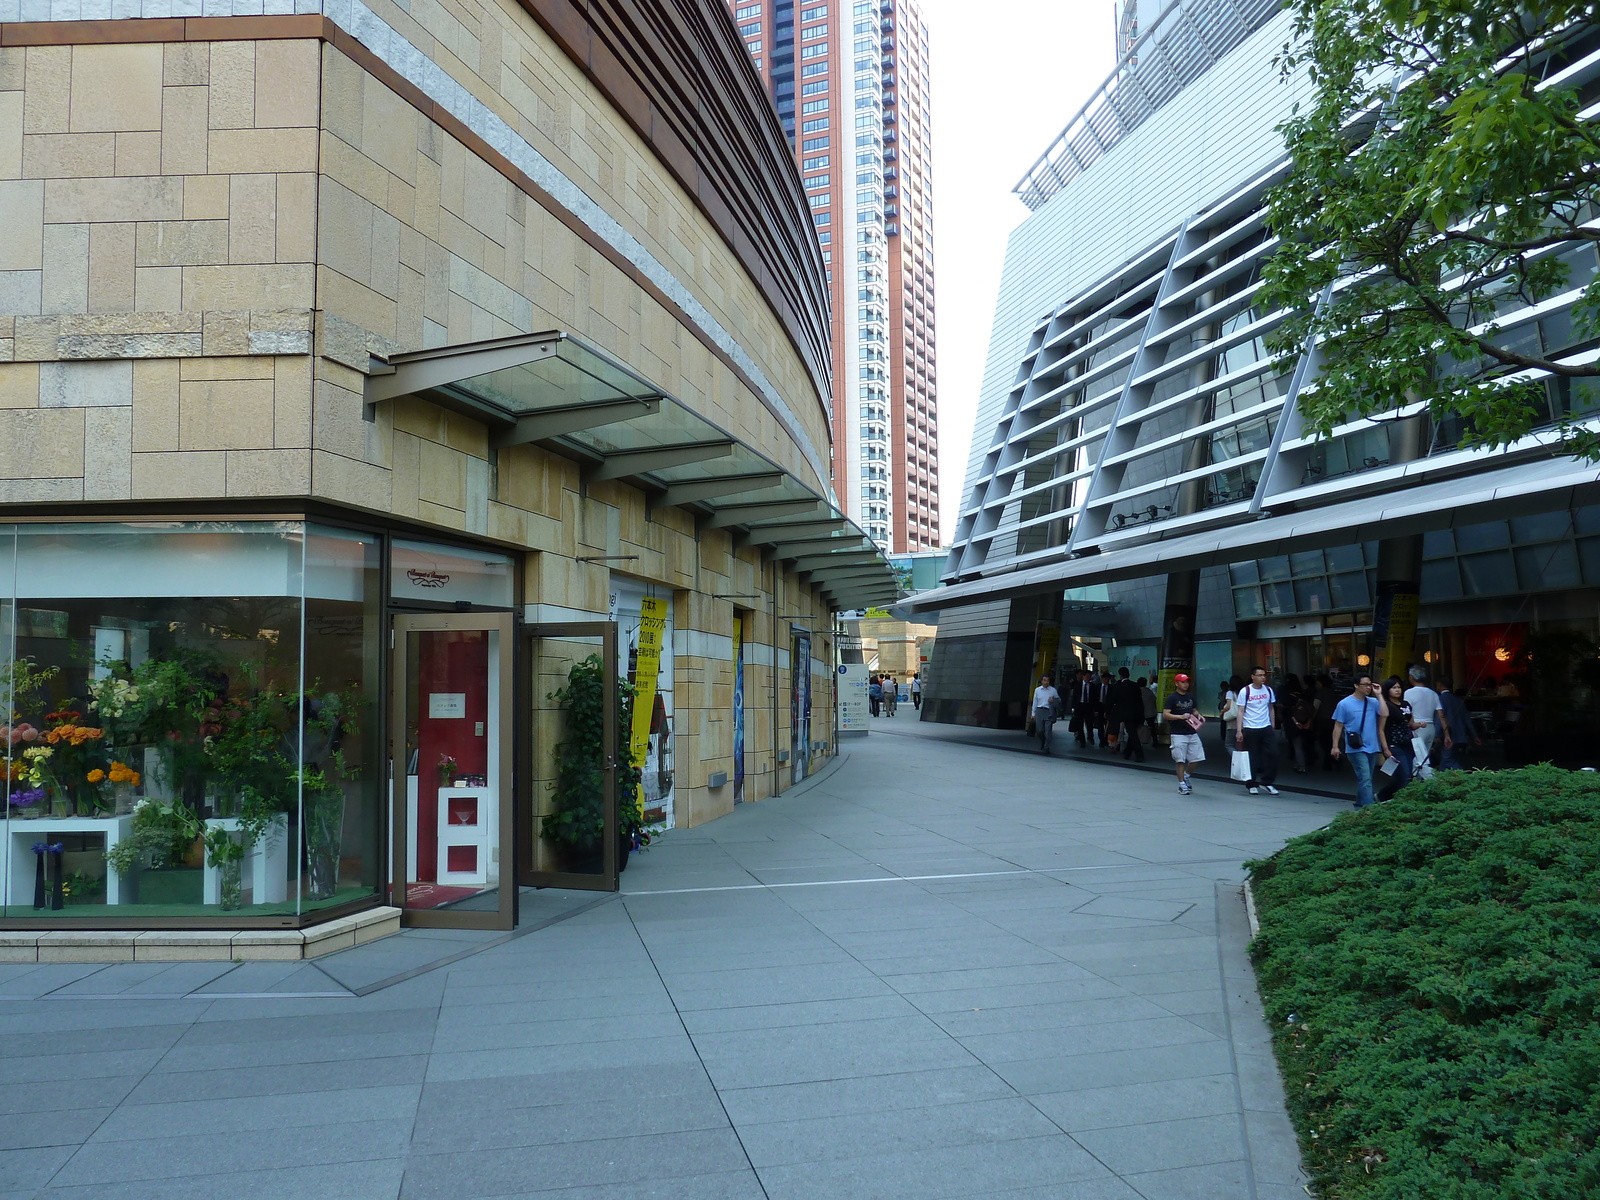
[[0, 37, 320, 500]]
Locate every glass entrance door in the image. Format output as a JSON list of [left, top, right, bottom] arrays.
[[391, 613, 514, 929], [519, 623, 620, 891]]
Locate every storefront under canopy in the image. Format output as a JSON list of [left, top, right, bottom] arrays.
[[904, 457, 1600, 615]]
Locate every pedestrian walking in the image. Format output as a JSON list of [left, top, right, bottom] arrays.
[[868, 675, 882, 717], [1069, 670, 1100, 747], [1403, 668, 1441, 778], [1162, 673, 1206, 794], [1376, 676, 1419, 801], [1032, 674, 1061, 753], [910, 672, 922, 710], [1098, 671, 1116, 750], [1235, 667, 1280, 794], [1437, 678, 1478, 768], [1330, 673, 1384, 807], [883, 676, 897, 716], [1219, 676, 1242, 755], [1139, 676, 1160, 747], [1112, 668, 1146, 762], [1286, 677, 1319, 772], [1313, 674, 1338, 770]]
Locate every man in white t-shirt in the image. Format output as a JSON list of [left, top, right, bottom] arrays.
[[1235, 666, 1281, 795], [1403, 668, 1442, 778]]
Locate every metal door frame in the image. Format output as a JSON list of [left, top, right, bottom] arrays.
[[390, 611, 517, 930], [517, 622, 620, 892]]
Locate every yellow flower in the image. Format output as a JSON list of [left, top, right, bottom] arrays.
[[86, 769, 105, 784]]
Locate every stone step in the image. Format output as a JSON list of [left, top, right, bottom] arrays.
[[0, 907, 402, 963]]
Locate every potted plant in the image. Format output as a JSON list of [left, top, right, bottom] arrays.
[[542, 655, 648, 871]]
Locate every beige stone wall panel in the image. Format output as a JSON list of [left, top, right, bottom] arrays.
[[45, 175, 182, 224], [134, 219, 229, 268], [130, 447, 224, 497], [82, 404, 133, 500], [181, 172, 228, 220], [162, 42, 208, 88], [227, 173, 278, 265], [0, 362, 40, 408], [130, 357, 179, 451], [253, 39, 321, 131], [309, 446, 393, 511], [0, 93, 22, 181], [39, 221, 87, 314], [22, 47, 70, 136], [225, 447, 311, 495], [87, 222, 136, 313], [180, 262, 313, 311], [178, 374, 274, 450], [114, 131, 162, 177], [69, 43, 162, 134], [0, 407, 84, 477], [206, 41, 255, 131], [22, 131, 115, 179], [0, 179, 45, 271]]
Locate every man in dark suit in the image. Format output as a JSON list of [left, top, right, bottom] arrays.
[[1110, 667, 1147, 762], [1069, 669, 1100, 747]]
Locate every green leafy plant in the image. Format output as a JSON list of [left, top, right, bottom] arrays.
[[105, 798, 203, 878], [541, 655, 647, 852], [1261, 0, 1600, 455], [1247, 764, 1600, 1198]]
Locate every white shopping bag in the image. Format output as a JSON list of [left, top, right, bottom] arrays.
[[1412, 734, 1434, 779], [1230, 748, 1252, 782]]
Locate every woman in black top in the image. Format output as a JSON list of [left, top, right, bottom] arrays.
[[1377, 675, 1418, 801]]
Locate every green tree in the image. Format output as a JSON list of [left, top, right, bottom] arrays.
[[1260, 0, 1600, 455]]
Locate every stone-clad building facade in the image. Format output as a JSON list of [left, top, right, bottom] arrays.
[[0, 0, 893, 946]]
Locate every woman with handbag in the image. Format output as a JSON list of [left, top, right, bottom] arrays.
[[1376, 676, 1420, 801]]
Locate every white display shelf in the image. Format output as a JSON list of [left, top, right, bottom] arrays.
[[6, 815, 134, 906]]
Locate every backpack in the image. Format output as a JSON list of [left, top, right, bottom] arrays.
[[1292, 694, 1315, 725]]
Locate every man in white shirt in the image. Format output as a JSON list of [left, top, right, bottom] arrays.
[[1235, 666, 1281, 795], [1032, 675, 1061, 754], [1403, 668, 1442, 778]]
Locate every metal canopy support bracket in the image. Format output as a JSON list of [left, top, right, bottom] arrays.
[[736, 519, 853, 547], [588, 440, 736, 482], [368, 334, 564, 404], [659, 472, 786, 506], [704, 499, 824, 529], [1250, 279, 1334, 514], [787, 552, 883, 571], [764, 536, 870, 558], [490, 397, 661, 449]]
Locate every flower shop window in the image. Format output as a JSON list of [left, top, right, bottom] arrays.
[[0, 521, 382, 922]]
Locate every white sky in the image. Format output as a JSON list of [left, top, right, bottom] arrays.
[[919, 0, 1116, 545]]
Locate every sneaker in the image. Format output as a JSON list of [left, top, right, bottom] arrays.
[[1178, 780, 1192, 795], [1264, 785, 1280, 795], [1248, 786, 1260, 795]]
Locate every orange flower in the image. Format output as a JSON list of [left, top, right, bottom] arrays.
[[86, 769, 105, 783]]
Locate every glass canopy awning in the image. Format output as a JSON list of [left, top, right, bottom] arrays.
[[368, 332, 899, 609]]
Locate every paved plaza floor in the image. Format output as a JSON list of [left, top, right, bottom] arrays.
[[0, 726, 1343, 1199]]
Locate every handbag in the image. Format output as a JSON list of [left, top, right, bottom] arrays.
[[1230, 748, 1252, 781], [1347, 696, 1372, 750]]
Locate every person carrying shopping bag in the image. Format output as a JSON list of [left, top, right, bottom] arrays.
[[1235, 667, 1281, 795]]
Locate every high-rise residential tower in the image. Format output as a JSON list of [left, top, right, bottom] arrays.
[[728, 0, 940, 552]]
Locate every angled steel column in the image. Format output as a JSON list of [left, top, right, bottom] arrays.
[[1250, 280, 1334, 514], [1066, 217, 1202, 552]]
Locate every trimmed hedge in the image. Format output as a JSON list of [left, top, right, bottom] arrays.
[[1247, 765, 1600, 1199]]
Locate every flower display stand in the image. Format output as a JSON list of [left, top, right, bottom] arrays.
[[201, 814, 289, 906], [6, 815, 134, 906], [436, 787, 491, 887]]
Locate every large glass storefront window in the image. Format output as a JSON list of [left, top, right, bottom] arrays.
[[0, 522, 381, 921]]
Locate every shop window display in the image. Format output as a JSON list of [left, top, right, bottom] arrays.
[[0, 522, 381, 920]]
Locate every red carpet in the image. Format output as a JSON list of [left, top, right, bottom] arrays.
[[405, 883, 483, 908]]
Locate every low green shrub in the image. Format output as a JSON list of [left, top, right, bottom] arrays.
[[1247, 765, 1600, 1199]]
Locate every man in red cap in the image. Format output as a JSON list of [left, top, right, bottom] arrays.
[[1162, 673, 1206, 795]]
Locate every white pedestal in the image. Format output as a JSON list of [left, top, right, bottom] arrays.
[[201, 814, 289, 906], [436, 787, 490, 886], [7, 815, 134, 906]]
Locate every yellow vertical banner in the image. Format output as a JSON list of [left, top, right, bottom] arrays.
[[629, 596, 668, 817]]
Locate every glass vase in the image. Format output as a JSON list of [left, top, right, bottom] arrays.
[[303, 784, 346, 901], [217, 857, 243, 911], [49, 789, 71, 820]]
